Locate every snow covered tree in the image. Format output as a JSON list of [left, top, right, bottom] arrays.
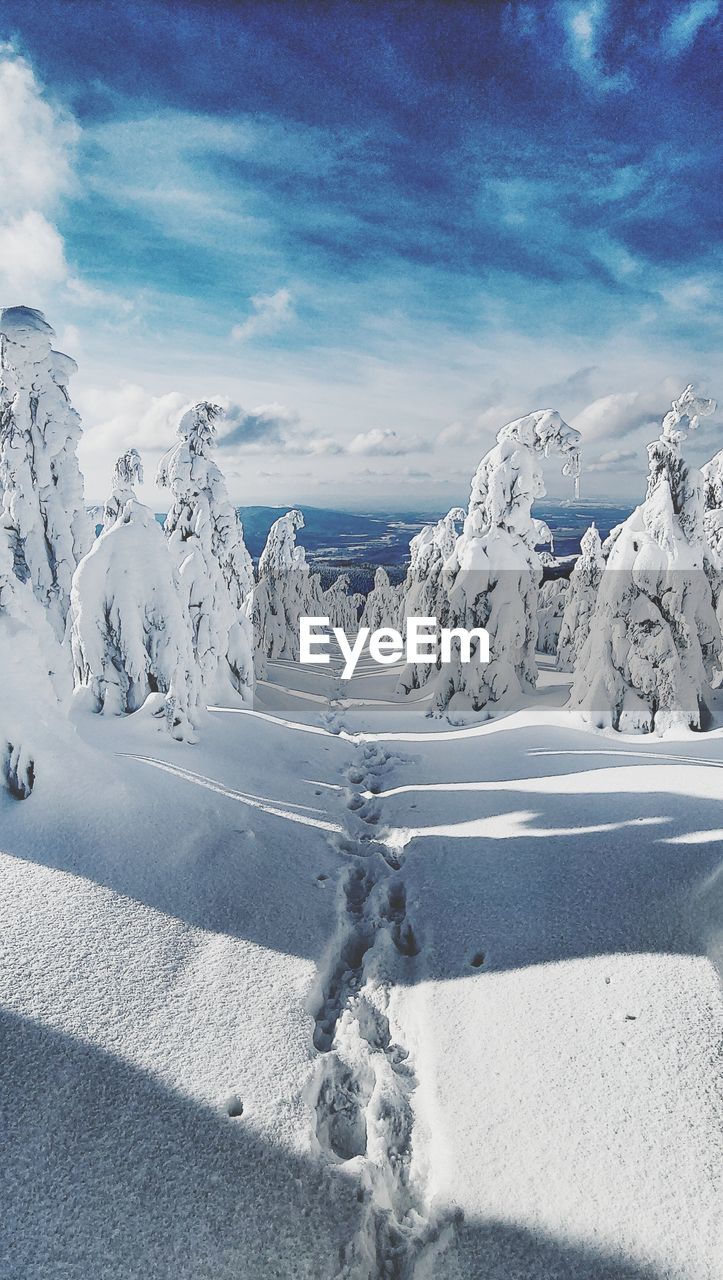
[[571, 386, 719, 733], [157, 402, 254, 700], [556, 522, 605, 671], [0, 307, 91, 636], [0, 518, 67, 796], [702, 445, 723, 555], [251, 509, 323, 666], [360, 567, 402, 632], [70, 453, 199, 739], [399, 508, 465, 634], [408, 411, 581, 716], [537, 577, 569, 655], [322, 574, 362, 633], [396, 508, 465, 694], [103, 447, 144, 529]]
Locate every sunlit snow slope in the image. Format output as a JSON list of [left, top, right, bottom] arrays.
[[1, 656, 721, 1279]]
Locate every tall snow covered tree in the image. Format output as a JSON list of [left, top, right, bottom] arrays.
[[322, 574, 362, 633], [571, 386, 719, 733], [0, 518, 67, 796], [398, 508, 465, 635], [360, 567, 402, 632], [70, 452, 199, 739], [702, 445, 723, 555], [251, 509, 323, 665], [0, 307, 91, 635], [157, 402, 254, 700], [405, 411, 581, 716], [537, 577, 569, 655], [556, 522, 605, 671], [396, 508, 465, 695]]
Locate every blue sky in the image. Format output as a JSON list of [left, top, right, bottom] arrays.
[[0, 0, 720, 506]]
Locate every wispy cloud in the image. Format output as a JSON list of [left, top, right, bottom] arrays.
[[230, 287, 295, 343], [562, 1, 632, 92], [661, 0, 719, 56]]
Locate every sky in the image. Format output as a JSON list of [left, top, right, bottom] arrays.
[[0, 0, 720, 509]]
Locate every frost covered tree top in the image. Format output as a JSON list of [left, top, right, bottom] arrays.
[[258, 509, 307, 579], [104, 448, 144, 529], [469, 409, 581, 536], [660, 384, 716, 442], [579, 521, 604, 564]]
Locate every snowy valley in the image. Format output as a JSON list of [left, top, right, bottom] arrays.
[[0, 306, 722, 1280]]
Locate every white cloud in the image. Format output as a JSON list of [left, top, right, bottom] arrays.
[[78, 383, 189, 483], [348, 427, 423, 455], [662, 0, 719, 56], [0, 48, 78, 303], [0, 210, 67, 298], [0, 47, 78, 216], [231, 287, 294, 342], [572, 390, 661, 443]]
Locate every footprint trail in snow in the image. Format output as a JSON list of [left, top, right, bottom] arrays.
[[309, 663, 455, 1279]]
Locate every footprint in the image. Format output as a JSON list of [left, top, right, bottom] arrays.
[[314, 1053, 373, 1160]]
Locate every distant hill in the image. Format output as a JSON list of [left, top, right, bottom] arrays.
[[146, 502, 632, 595]]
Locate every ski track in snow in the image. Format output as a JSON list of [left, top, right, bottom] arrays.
[[309, 662, 453, 1279]]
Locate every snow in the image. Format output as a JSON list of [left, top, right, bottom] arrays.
[[1, 646, 720, 1279], [0, 345, 720, 1280]]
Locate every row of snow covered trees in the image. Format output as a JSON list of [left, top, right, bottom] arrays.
[[390, 386, 721, 734], [0, 304, 721, 796], [0, 307, 349, 795]]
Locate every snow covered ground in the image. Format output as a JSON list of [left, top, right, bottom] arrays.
[[1, 655, 721, 1279]]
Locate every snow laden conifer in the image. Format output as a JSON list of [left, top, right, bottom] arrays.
[[419, 411, 581, 716], [70, 452, 199, 739], [0, 307, 91, 636], [701, 444, 723, 656], [556, 522, 605, 671], [322, 574, 362, 633], [701, 446, 723, 556], [360, 567, 402, 633], [252, 509, 323, 667], [157, 402, 254, 700], [103, 447, 144, 530], [0, 518, 66, 796], [571, 386, 719, 733], [396, 508, 465, 694], [537, 577, 569, 655]]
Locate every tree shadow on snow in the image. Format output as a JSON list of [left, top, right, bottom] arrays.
[[0, 1007, 686, 1280], [0, 1007, 355, 1280]]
